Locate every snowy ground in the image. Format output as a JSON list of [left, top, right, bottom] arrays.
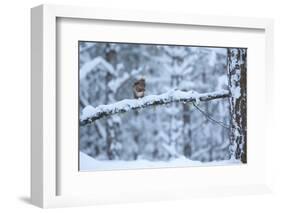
[[80, 152, 241, 172]]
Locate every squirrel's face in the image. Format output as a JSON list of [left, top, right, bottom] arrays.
[[134, 78, 145, 87], [133, 78, 145, 98]]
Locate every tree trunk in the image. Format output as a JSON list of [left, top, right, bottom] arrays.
[[105, 73, 114, 160], [182, 103, 192, 158], [105, 46, 121, 160], [168, 74, 183, 158], [227, 48, 247, 163]]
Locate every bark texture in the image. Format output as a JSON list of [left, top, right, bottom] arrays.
[[227, 48, 247, 163]]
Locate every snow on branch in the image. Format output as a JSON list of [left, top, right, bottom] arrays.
[[108, 73, 129, 93], [80, 56, 116, 80], [80, 90, 230, 126]]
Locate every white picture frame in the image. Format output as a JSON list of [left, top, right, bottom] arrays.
[[31, 4, 274, 208]]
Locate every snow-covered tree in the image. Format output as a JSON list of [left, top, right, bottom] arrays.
[[227, 48, 247, 163]]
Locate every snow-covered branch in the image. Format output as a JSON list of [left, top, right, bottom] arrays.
[[80, 90, 230, 126], [80, 56, 116, 80], [108, 73, 129, 93]]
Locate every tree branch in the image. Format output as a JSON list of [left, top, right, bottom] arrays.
[[80, 90, 230, 126], [80, 56, 116, 80], [192, 102, 230, 129]]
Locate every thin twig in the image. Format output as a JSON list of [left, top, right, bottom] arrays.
[[192, 102, 230, 129]]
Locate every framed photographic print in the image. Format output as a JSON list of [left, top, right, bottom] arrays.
[[31, 4, 274, 208], [79, 41, 245, 171]]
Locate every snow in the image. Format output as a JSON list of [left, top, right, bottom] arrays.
[[80, 152, 240, 171], [232, 87, 241, 99], [81, 105, 96, 120], [108, 72, 129, 93], [216, 75, 228, 90], [208, 50, 217, 67], [80, 56, 116, 80], [80, 89, 229, 122], [131, 67, 144, 76], [79, 42, 96, 53], [162, 46, 188, 58], [161, 143, 179, 157], [211, 47, 227, 55]]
